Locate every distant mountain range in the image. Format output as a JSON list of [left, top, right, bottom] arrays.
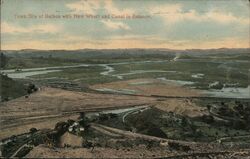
[[2, 48, 249, 59]]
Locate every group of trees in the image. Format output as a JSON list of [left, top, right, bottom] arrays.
[[0, 52, 8, 69], [0, 53, 39, 101]]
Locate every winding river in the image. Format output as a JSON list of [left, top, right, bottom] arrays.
[[1, 59, 249, 99]]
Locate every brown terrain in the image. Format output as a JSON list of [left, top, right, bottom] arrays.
[[26, 123, 250, 158], [1, 79, 249, 158], [155, 99, 208, 118], [0, 79, 204, 140], [92, 78, 207, 118], [0, 86, 155, 139], [91, 78, 200, 97]]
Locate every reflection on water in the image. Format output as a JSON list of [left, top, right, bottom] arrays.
[[1, 60, 169, 79], [116, 70, 176, 77], [129, 81, 154, 85], [204, 86, 250, 99], [157, 77, 195, 85], [1, 64, 90, 73], [191, 73, 204, 79], [86, 105, 149, 117], [6, 70, 61, 79], [1, 60, 249, 99]]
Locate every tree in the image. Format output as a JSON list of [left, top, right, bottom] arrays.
[[181, 117, 188, 127], [0, 52, 8, 69], [201, 115, 214, 124], [206, 105, 211, 111]]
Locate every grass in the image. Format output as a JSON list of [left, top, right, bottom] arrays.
[[27, 58, 249, 89], [5, 57, 171, 69], [111, 60, 249, 89], [5, 57, 81, 69], [32, 66, 119, 85], [4, 55, 249, 89], [123, 107, 250, 142]]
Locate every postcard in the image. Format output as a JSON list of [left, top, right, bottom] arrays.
[[0, 0, 250, 158]]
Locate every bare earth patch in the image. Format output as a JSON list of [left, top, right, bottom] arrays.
[[91, 78, 206, 118], [0, 79, 204, 140], [91, 78, 200, 97], [155, 99, 208, 118], [0, 87, 154, 140], [26, 145, 171, 158]]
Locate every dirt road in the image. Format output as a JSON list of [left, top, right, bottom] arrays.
[[0, 87, 155, 139]]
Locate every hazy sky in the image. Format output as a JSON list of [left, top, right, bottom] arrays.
[[1, 0, 249, 50]]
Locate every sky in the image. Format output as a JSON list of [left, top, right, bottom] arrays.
[[1, 0, 249, 50]]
